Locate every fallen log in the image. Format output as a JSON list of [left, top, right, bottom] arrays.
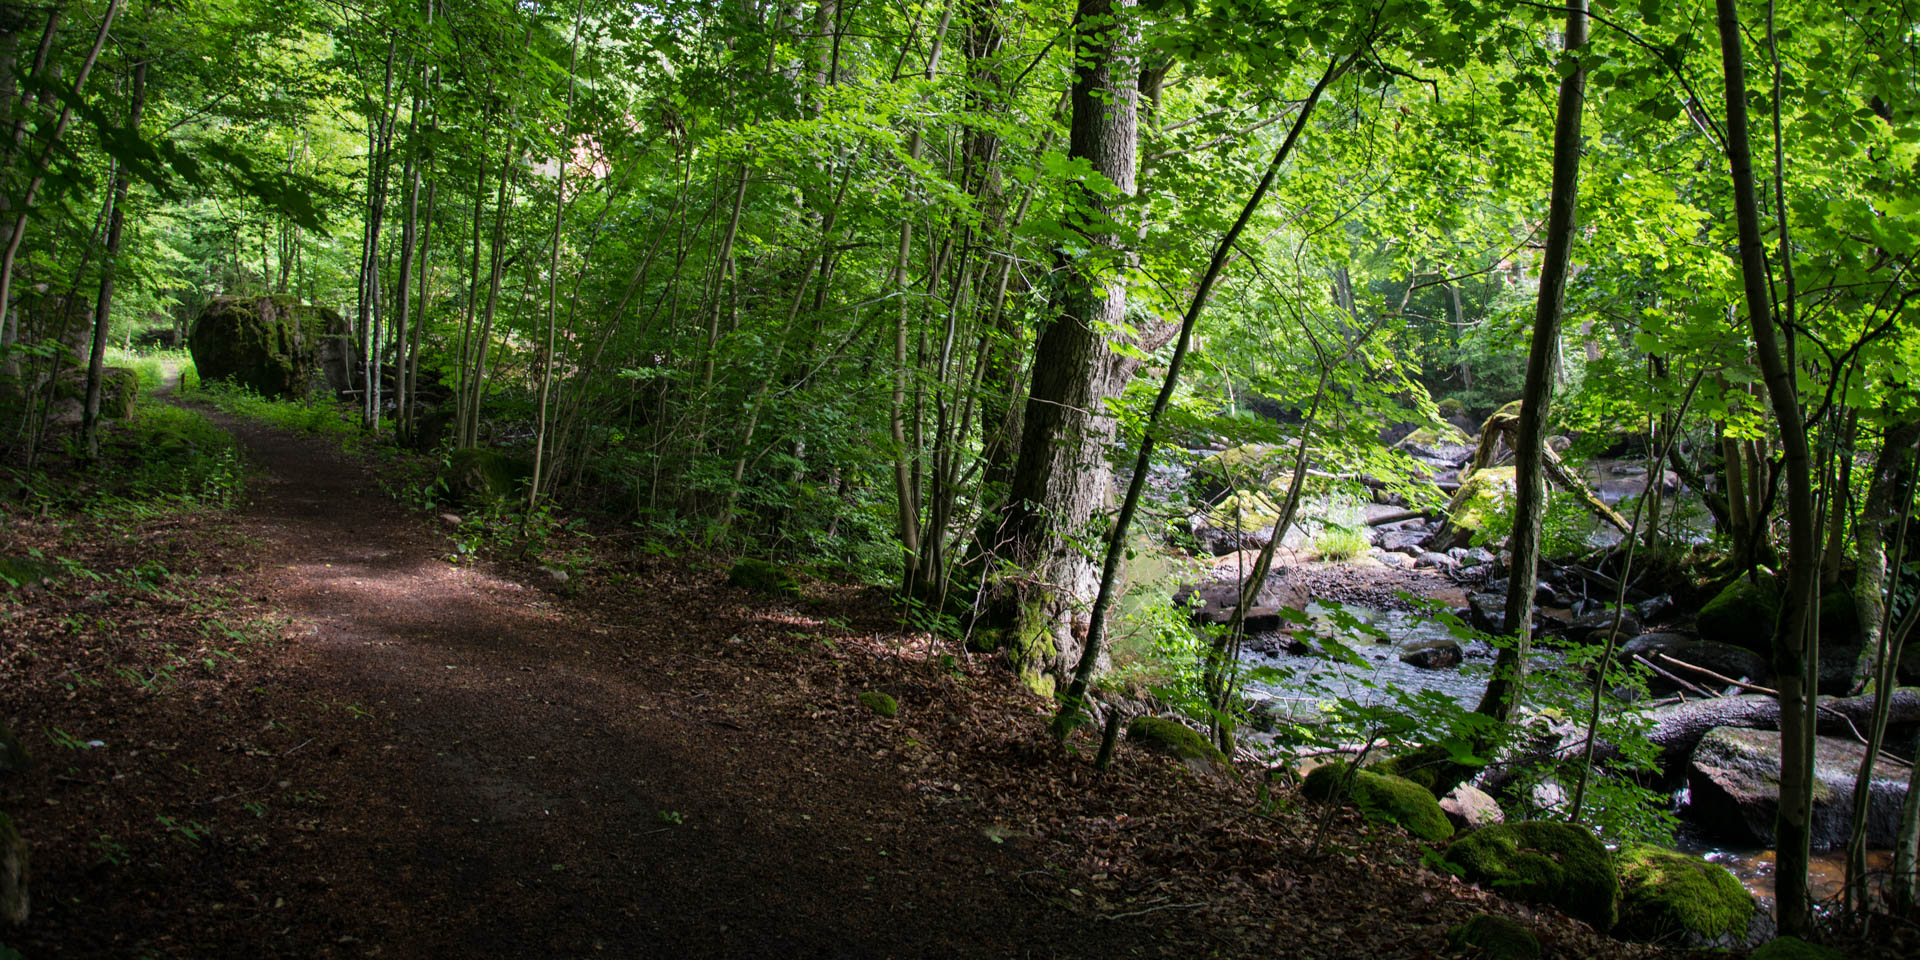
[[1365, 509, 1435, 526]]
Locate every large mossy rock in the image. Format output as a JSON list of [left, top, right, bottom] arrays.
[[1613, 842, 1754, 946], [1301, 762, 1453, 841], [52, 365, 139, 419], [0, 810, 25, 927], [1444, 914, 1539, 960], [188, 296, 355, 400], [1444, 821, 1619, 930], [441, 447, 533, 502], [726, 558, 801, 598], [1430, 466, 1515, 553], [1684, 725, 1907, 850], [1127, 716, 1232, 782], [1694, 576, 1780, 652]]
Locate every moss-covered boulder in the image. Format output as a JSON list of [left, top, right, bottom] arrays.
[[1396, 423, 1475, 459], [1127, 716, 1231, 781], [1695, 576, 1780, 652], [441, 447, 533, 503], [188, 295, 355, 400], [727, 558, 801, 598], [857, 690, 898, 717], [1750, 936, 1845, 960], [1430, 465, 1516, 552], [1444, 914, 1539, 959], [1613, 843, 1754, 946], [1444, 821, 1619, 930], [0, 723, 28, 780], [52, 365, 139, 419], [1302, 762, 1454, 842], [0, 809, 25, 927]]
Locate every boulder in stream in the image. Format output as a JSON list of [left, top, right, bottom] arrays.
[[1684, 725, 1907, 850], [1400, 637, 1462, 669]]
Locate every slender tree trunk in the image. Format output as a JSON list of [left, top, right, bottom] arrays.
[[82, 60, 146, 458], [530, 0, 586, 509], [1477, 0, 1587, 726], [1714, 0, 1819, 934]]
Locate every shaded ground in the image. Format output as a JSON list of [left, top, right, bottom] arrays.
[[3, 399, 1673, 959]]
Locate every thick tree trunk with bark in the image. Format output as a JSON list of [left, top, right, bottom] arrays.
[[992, 0, 1138, 691]]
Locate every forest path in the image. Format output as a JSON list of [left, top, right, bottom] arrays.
[[188, 407, 1155, 959]]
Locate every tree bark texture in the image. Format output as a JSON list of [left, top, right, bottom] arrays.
[[994, 0, 1138, 691]]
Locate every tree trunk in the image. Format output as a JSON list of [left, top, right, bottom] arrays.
[[993, 0, 1139, 692], [82, 60, 146, 458], [1478, 0, 1587, 729], [1714, 0, 1820, 933]]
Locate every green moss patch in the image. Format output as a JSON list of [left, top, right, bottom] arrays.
[[1614, 842, 1752, 943], [1446, 466, 1516, 537], [1695, 576, 1780, 652], [857, 690, 898, 717], [727, 558, 801, 598], [1127, 716, 1230, 779], [1444, 821, 1619, 930], [1302, 762, 1453, 842], [1750, 936, 1845, 960], [1444, 913, 1539, 959]]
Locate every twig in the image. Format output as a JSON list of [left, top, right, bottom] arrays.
[[1632, 653, 1716, 699], [1100, 901, 1209, 920], [1655, 653, 1774, 695]]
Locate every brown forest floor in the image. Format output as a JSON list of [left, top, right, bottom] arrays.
[[1, 401, 1687, 959]]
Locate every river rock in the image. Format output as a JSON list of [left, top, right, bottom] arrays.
[[1375, 550, 1413, 569], [1694, 576, 1779, 653], [1617, 634, 1770, 694], [1415, 552, 1456, 569], [1378, 529, 1426, 555], [1684, 726, 1908, 850], [1468, 592, 1506, 635], [1440, 784, 1504, 834], [1394, 424, 1475, 462], [1563, 609, 1642, 645], [1400, 637, 1463, 669], [1635, 594, 1676, 623], [189, 296, 357, 400]]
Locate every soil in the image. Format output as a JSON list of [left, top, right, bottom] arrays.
[[1, 398, 1678, 959]]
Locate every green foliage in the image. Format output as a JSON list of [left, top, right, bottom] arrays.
[[1444, 821, 1620, 930], [1310, 524, 1370, 562], [1613, 842, 1753, 942], [1749, 936, 1846, 960], [190, 380, 359, 446]]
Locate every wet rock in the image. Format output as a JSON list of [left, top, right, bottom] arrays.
[[1617, 634, 1770, 693], [1564, 609, 1642, 645], [1377, 529, 1426, 554], [1635, 594, 1676, 623], [1468, 592, 1506, 635], [1440, 784, 1505, 834], [1193, 523, 1272, 557], [1684, 726, 1908, 850], [1400, 637, 1463, 669], [1463, 547, 1496, 566]]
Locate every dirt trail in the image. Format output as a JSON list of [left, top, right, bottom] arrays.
[[148, 411, 1171, 959]]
